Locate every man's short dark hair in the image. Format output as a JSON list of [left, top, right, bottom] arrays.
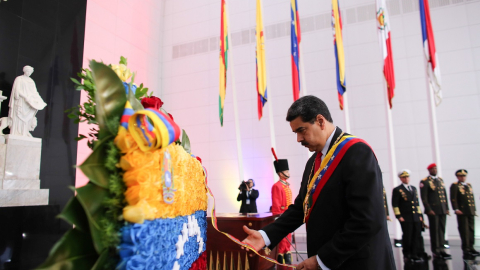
[[286, 95, 333, 123]]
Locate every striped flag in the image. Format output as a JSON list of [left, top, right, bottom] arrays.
[[219, 0, 228, 126], [256, 0, 267, 119], [332, 0, 346, 110], [376, 0, 395, 108], [419, 0, 442, 106], [290, 0, 301, 101]]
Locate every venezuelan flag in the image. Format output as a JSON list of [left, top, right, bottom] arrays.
[[290, 0, 301, 101], [256, 0, 267, 119], [332, 0, 346, 110], [219, 0, 228, 126]]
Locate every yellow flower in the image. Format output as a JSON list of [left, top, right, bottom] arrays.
[[118, 141, 208, 223], [123, 205, 145, 224], [111, 64, 133, 82]]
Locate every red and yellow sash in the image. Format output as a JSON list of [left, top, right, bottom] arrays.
[[303, 135, 369, 224]]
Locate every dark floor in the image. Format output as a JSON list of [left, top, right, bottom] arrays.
[[288, 238, 480, 270]]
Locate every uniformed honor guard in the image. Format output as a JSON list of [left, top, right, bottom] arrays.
[[392, 169, 423, 261], [450, 169, 479, 259], [271, 148, 293, 264], [420, 163, 451, 259]]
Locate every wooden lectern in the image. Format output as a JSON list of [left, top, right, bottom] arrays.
[[207, 213, 280, 270]]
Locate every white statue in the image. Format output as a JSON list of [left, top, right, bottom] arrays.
[[0, 66, 46, 137]]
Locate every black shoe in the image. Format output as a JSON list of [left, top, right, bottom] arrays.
[[440, 252, 452, 260], [470, 250, 480, 256], [284, 252, 292, 265], [277, 253, 285, 264], [464, 253, 476, 260], [411, 256, 424, 262]]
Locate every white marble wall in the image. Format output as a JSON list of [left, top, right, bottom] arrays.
[[159, 0, 480, 240]]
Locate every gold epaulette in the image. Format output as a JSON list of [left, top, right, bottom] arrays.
[[453, 182, 458, 185], [421, 177, 428, 181]]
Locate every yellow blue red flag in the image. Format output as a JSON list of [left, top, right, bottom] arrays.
[[256, 0, 267, 119], [219, 0, 228, 126], [332, 0, 346, 110], [290, 0, 301, 101]]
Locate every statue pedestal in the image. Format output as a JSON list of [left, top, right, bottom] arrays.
[[0, 135, 49, 206]]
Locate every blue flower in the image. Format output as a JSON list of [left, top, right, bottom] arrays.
[[123, 82, 137, 95]]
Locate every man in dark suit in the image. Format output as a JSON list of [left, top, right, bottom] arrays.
[[392, 169, 424, 262], [420, 163, 451, 259], [237, 179, 259, 213], [450, 169, 479, 259], [240, 96, 395, 270]]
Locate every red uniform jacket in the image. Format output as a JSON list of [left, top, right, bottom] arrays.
[[272, 180, 292, 215]]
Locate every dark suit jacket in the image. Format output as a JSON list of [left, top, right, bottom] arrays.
[[450, 182, 476, 215], [262, 127, 395, 270], [391, 185, 422, 222], [237, 189, 259, 213]]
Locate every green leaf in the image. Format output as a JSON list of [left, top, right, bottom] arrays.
[[35, 229, 98, 270], [70, 78, 81, 85], [90, 61, 127, 139], [128, 85, 144, 111], [119, 56, 128, 65], [181, 129, 191, 154], [91, 249, 110, 270], [75, 85, 84, 91], [79, 137, 112, 189], [57, 196, 90, 233], [76, 183, 109, 253], [74, 134, 88, 142]]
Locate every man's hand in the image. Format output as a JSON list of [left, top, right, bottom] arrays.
[[399, 217, 405, 222], [427, 210, 435, 215], [420, 216, 423, 222], [446, 210, 450, 215], [455, 210, 463, 215], [241, 226, 265, 251], [386, 216, 391, 221], [297, 256, 321, 270]]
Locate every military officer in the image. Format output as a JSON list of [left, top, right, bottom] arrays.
[[420, 163, 451, 259], [384, 187, 391, 221], [450, 169, 479, 259], [392, 169, 423, 261]]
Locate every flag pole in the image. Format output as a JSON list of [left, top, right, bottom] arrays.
[[258, 0, 278, 182], [225, 0, 244, 182], [342, 93, 351, 133], [382, 82, 401, 241], [299, 45, 307, 96], [426, 79, 442, 176]]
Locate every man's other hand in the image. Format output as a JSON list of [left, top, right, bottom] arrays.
[[297, 256, 321, 270], [241, 226, 265, 251]]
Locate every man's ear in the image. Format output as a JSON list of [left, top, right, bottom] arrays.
[[316, 114, 324, 127]]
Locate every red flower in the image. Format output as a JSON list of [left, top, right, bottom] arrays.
[[189, 252, 206, 270], [168, 113, 174, 121], [196, 156, 202, 164], [141, 96, 163, 110]]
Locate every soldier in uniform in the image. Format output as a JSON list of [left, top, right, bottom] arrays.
[[450, 169, 479, 259], [392, 169, 423, 261], [271, 152, 293, 264], [420, 163, 451, 259], [384, 187, 391, 221]]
